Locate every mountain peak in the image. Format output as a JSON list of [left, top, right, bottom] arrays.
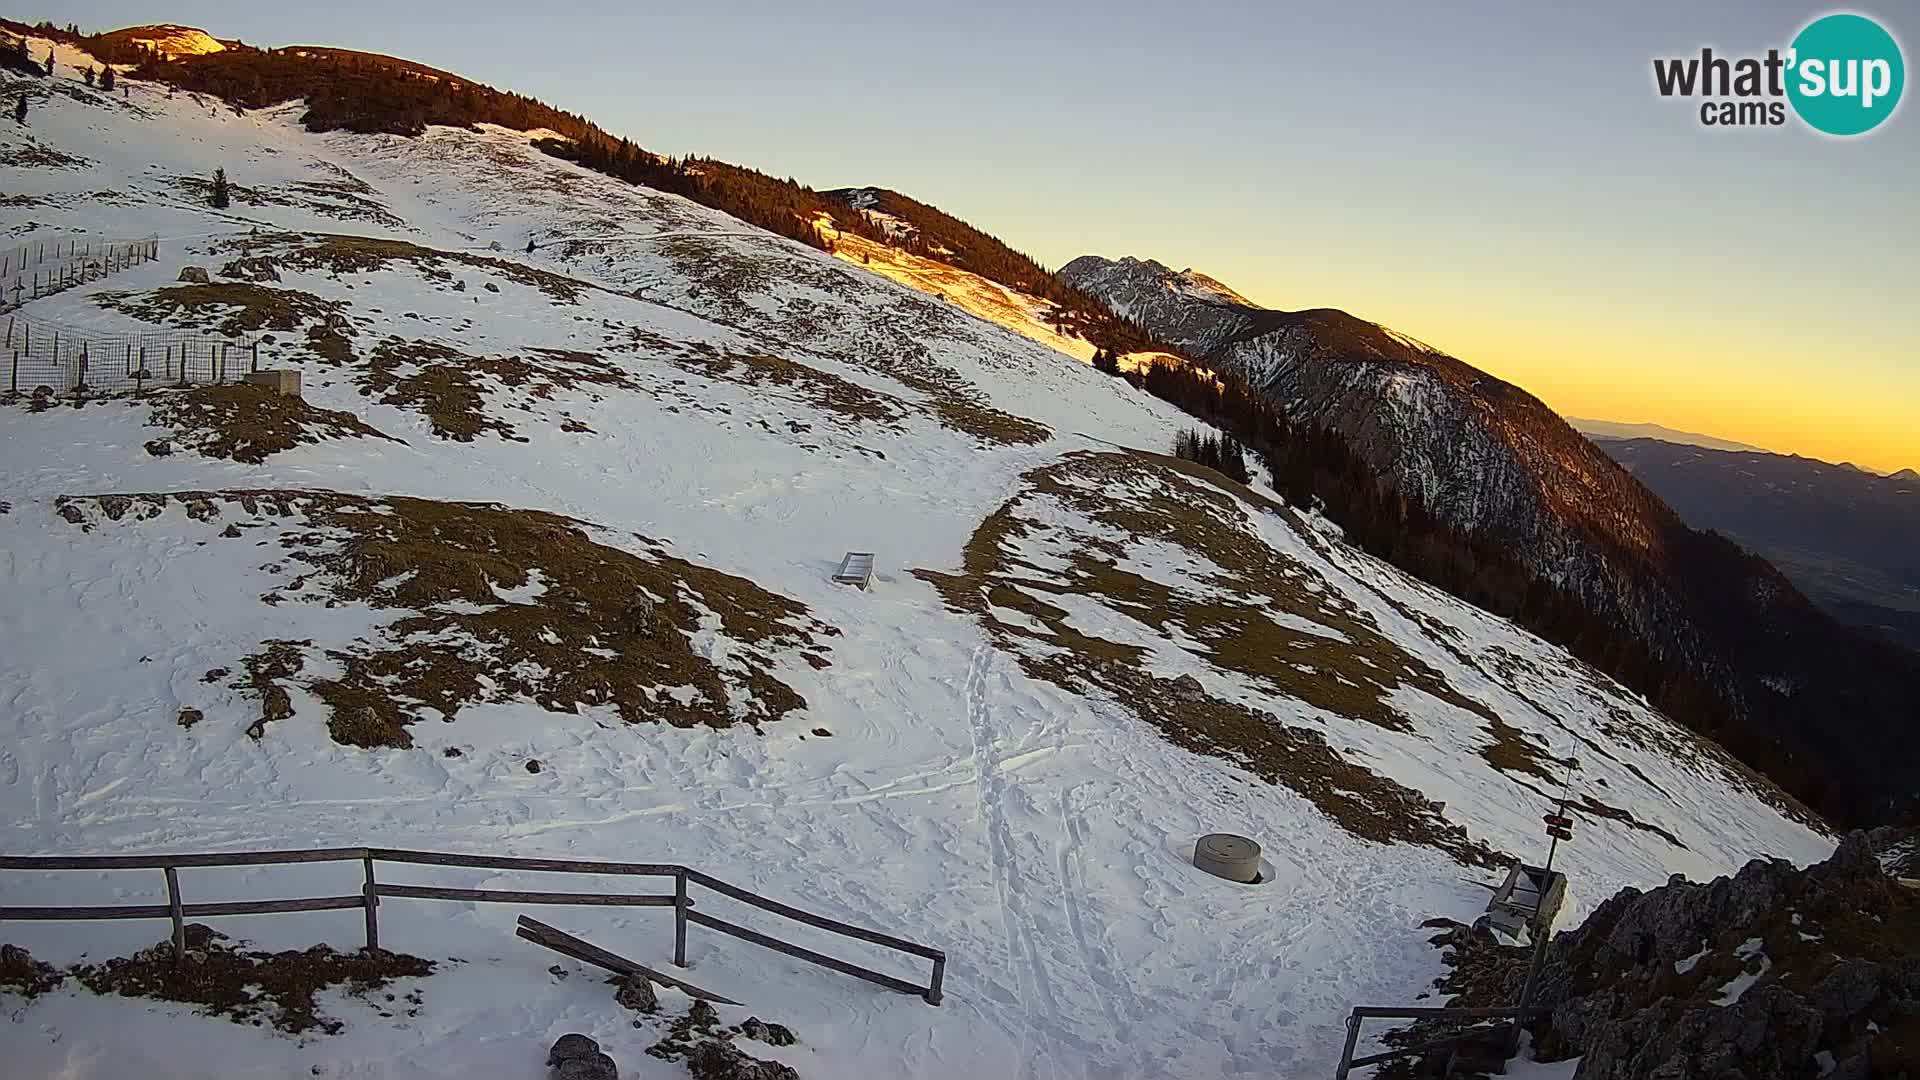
[[97, 23, 227, 59], [1062, 254, 1254, 309]]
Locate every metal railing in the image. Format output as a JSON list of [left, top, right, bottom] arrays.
[[1332, 1005, 1551, 1078], [0, 846, 946, 1006]]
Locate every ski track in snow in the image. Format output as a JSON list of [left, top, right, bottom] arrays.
[[0, 32, 1837, 1080]]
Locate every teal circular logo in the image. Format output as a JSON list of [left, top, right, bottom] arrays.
[[1788, 13, 1905, 135]]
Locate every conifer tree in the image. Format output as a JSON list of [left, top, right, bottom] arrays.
[[84, 65, 95, 87], [13, 95, 26, 124], [44, 49, 54, 76], [210, 167, 230, 208], [99, 64, 114, 92]]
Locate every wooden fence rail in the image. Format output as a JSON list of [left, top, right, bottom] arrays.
[[0, 846, 945, 1006]]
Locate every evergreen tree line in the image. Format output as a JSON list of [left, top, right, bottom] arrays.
[[0, 18, 1196, 351], [841, 188, 1185, 356], [1171, 428, 1251, 485], [1, 32, 46, 77], [20, 26, 890, 259], [534, 136, 892, 253]]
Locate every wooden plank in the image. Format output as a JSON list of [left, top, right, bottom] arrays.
[[514, 915, 742, 1006], [164, 867, 185, 967], [0, 903, 174, 920], [683, 868, 944, 961], [181, 895, 368, 917], [673, 870, 689, 967], [369, 848, 677, 878], [378, 883, 675, 907], [362, 855, 379, 951], [1351, 1005, 1550, 1020], [0, 848, 369, 871], [685, 909, 925, 999]]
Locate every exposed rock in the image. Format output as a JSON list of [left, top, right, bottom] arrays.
[[1810, 959, 1882, 1023], [735, 1017, 796, 1047], [0, 943, 65, 997], [685, 1040, 797, 1080], [1530, 831, 1918, 1079], [177, 265, 211, 283], [554, 1052, 617, 1080], [613, 973, 657, 1014], [547, 1033, 599, 1066]]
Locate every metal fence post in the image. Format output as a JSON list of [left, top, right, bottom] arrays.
[[362, 855, 380, 951], [164, 866, 185, 968], [926, 954, 945, 1006], [673, 869, 689, 967], [1334, 1012, 1362, 1080]]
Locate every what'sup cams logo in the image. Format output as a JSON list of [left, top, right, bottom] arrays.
[[1654, 12, 1905, 135]]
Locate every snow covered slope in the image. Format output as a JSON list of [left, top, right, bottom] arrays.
[[1, 34, 1830, 1080]]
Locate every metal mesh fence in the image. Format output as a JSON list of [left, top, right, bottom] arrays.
[[1, 236, 161, 310], [3, 313, 264, 396]]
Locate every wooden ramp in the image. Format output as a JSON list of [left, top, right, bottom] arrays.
[[516, 915, 742, 1005]]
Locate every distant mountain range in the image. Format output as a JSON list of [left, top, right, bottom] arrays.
[[1568, 418, 1767, 454], [1592, 438, 1920, 651], [1060, 254, 1919, 826]]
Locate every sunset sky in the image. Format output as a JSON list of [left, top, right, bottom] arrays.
[[62, 0, 1920, 472]]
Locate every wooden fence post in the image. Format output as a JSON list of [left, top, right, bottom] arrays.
[[9, 351, 16, 395], [164, 866, 185, 968], [674, 869, 688, 967], [251, 341, 258, 373], [362, 855, 380, 951]]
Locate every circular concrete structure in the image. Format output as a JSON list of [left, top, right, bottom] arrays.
[[1193, 833, 1262, 883]]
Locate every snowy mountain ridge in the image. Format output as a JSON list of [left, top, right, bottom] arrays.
[[0, 28, 1833, 1079], [1058, 253, 1920, 831]]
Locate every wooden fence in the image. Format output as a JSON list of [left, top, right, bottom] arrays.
[[0, 846, 945, 1006]]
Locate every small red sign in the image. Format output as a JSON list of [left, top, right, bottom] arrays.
[[1546, 825, 1573, 840]]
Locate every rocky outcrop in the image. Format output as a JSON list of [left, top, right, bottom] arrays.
[[1533, 833, 1919, 1079], [547, 1033, 617, 1080]]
